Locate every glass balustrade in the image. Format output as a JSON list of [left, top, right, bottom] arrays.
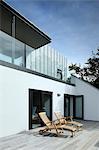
[[0, 30, 67, 81]]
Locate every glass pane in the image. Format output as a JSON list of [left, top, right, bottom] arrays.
[[14, 39, 25, 67], [0, 31, 12, 63], [75, 97, 82, 118], [64, 98, 69, 116], [44, 46, 48, 75], [52, 48, 55, 77], [26, 45, 34, 69], [32, 91, 41, 128], [42, 94, 51, 119], [35, 49, 40, 72], [62, 56, 65, 81], [40, 47, 44, 74], [31, 50, 36, 71], [47, 47, 52, 76], [64, 57, 67, 81], [70, 97, 73, 116], [54, 50, 57, 78]]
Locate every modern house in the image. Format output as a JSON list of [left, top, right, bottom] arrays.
[[0, 1, 99, 138]]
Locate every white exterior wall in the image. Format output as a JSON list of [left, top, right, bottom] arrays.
[[71, 75, 99, 121], [0, 65, 75, 138]]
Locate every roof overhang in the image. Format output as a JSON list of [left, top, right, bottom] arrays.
[[0, 1, 51, 49]]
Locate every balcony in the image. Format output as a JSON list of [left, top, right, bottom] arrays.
[[0, 30, 67, 81]]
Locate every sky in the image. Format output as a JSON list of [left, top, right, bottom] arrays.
[[5, 0, 99, 67]]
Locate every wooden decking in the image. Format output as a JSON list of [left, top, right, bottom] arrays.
[[0, 121, 99, 150]]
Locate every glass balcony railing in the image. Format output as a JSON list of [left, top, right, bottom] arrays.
[[0, 31, 28, 66], [0, 30, 67, 81]]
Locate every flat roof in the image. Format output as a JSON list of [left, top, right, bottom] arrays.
[[0, 0, 51, 49]]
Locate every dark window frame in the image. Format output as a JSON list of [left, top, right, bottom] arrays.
[[29, 88, 53, 130], [64, 94, 84, 120]]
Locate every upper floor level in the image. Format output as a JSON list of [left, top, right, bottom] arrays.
[[0, 0, 67, 82], [0, 0, 51, 49]]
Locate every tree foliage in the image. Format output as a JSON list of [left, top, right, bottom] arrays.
[[69, 49, 99, 88]]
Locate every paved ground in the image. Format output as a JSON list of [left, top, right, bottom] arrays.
[[0, 120, 99, 150]]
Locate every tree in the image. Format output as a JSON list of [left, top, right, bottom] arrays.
[[69, 49, 99, 88]]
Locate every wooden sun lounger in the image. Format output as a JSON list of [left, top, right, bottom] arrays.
[[39, 112, 77, 137], [54, 112, 83, 131]]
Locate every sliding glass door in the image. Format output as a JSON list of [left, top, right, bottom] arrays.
[[64, 94, 84, 119], [29, 89, 52, 129]]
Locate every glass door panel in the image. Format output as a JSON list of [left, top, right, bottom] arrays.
[[41, 92, 52, 120], [75, 96, 83, 119], [64, 94, 84, 120], [70, 97, 73, 116], [64, 96, 74, 117], [64, 97, 70, 116], [32, 90, 41, 128]]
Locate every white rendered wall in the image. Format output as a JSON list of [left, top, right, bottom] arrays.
[[0, 65, 75, 138], [71, 75, 99, 121]]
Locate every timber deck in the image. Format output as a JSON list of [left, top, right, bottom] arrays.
[[0, 120, 99, 150]]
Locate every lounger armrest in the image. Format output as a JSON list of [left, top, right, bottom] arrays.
[[58, 117, 66, 119], [46, 120, 59, 125], [56, 118, 66, 125], [46, 121, 52, 124], [53, 119, 60, 125]]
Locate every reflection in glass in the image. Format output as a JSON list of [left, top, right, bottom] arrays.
[[64, 98, 69, 116], [26, 45, 34, 69], [70, 97, 73, 116], [0, 31, 12, 63], [42, 93, 51, 118], [14, 39, 25, 66]]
